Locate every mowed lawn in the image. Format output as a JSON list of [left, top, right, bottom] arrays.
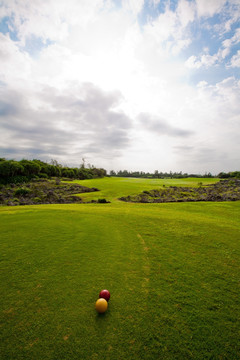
[[0, 178, 240, 360]]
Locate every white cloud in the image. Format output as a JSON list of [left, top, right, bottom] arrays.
[[122, 0, 145, 16], [171, 38, 192, 55], [177, 0, 195, 27], [0, 0, 108, 46], [196, 0, 227, 17], [144, 8, 177, 42], [173, 77, 240, 172], [222, 28, 240, 53], [142, 2, 194, 57], [185, 55, 202, 69], [0, 33, 32, 86], [230, 50, 240, 67], [185, 27, 240, 69], [215, 0, 240, 34]]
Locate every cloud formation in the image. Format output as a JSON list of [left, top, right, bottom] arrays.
[[0, 0, 239, 173], [138, 113, 193, 137], [185, 27, 240, 69], [230, 50, 240, 67], [0, 83, 132, 164]]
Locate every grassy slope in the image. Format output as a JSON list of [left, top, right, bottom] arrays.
[[0, 177, 240, 360]]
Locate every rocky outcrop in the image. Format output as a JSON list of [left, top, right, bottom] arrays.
[[119, 179, 240, 203], [0, 180, 99, 206]]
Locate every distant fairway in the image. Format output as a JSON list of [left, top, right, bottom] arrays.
[[1, 178, 240, 359], [72, 176, 219, 203]]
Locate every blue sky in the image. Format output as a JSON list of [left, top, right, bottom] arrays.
[[0, 16, 18, 41], [0, 0, 239, 173]]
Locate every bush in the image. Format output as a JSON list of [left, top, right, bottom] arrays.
[[39, 173, 48, 179], [97, 198, 109, 203], [19, 160, 41, 177], [14, 188, 31, 196], [0, 175, 29, 185]]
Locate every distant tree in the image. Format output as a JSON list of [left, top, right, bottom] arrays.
[[92, 168, 106, 178], [0, 160, 24, 178], [80, 158, 86, 169], [78, 167, 93, 179], [0, 158, 107, 183], [229, 171, 240, 178], [62, 168, 75, 178], [50, 159, 62, 168], [19, 160, 41, 177], [218, 172, 230, 178], [47, 165, 61, 177]]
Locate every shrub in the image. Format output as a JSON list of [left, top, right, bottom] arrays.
[[0, 175, 29, 185], [97, 198, 109, 203], [14, 188, 31, 196], [55, 178, 61, 185], [39, 173, 48, 179]]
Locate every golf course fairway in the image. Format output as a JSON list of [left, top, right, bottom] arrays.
[[0, 177, 239, 359]]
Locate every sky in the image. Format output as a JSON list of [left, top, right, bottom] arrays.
[[0, 0, 240, 174]]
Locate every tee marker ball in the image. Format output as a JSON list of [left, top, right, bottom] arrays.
[[95, 298, 108, 313], [99, 289, 110, 302]]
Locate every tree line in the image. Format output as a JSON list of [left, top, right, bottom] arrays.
[[0, 158, 106, 184], [109, 170, 214, 179], [110, 170, 240, 179], [218, 171, 240, 179]]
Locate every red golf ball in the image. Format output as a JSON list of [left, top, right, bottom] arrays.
[[99, 289, 110, 302]]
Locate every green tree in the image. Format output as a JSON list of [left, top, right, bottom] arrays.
[[0, 160, 24, 178], [19, 160, 41, 177]]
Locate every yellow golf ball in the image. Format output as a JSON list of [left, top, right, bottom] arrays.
[[95, 298, 108, 313]]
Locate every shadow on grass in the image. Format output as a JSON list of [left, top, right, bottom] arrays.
[[95, 310, 111, 320], [95, 305, 111, 324]]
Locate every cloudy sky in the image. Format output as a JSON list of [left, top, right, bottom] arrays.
[[0, 0, 239, 174]]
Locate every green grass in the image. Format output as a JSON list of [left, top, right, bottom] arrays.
[[0, 177, 240, 359], [72, 176, 219, 202]]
